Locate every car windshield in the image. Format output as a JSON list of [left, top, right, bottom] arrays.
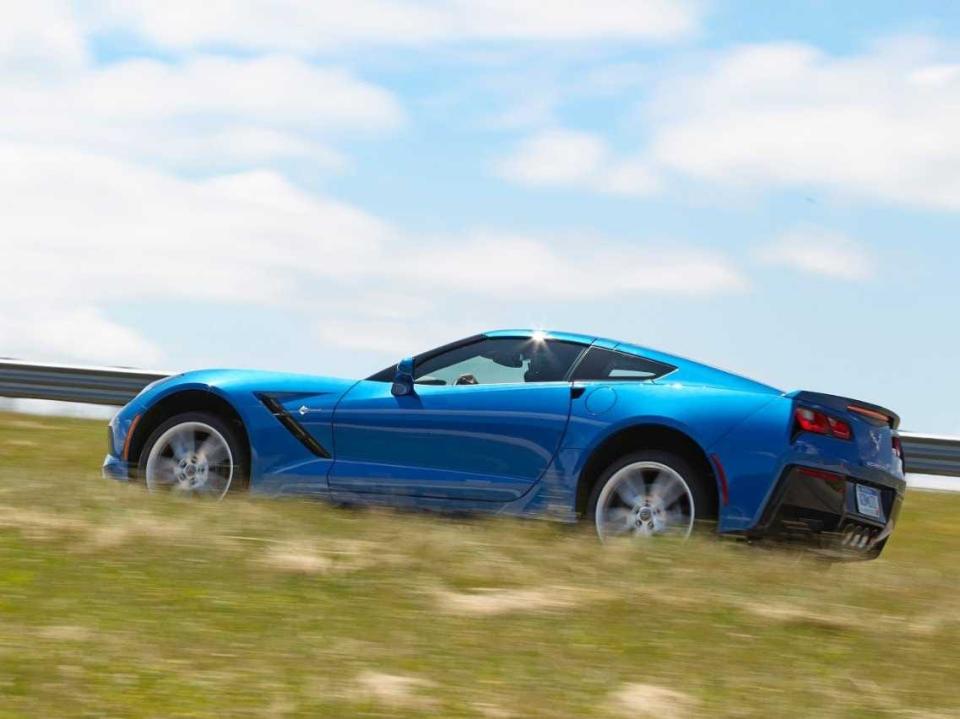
[[413, 337, 583, 386]]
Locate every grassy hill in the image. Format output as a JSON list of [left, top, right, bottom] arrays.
[[1, 410, 958, 718]]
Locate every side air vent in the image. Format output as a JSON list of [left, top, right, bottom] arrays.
[[256, 393, 331, 459]]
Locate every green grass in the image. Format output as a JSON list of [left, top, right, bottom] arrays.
[[1, 410, 959, 718]]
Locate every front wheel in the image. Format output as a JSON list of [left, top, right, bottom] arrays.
[[588, 450, 714, 542], [138, 412, 248, 499]]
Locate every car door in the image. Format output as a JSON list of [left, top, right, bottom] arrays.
[[328, 336, 584, 504]]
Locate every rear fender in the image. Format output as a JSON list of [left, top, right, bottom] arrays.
[[564, 384, 782, 521], [705, 396, 795, 532]]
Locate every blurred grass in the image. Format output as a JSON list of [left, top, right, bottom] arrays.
[[0, 410, 959, 718]]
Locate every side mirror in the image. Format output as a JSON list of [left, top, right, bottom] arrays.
[[391, 357, 415, 397]]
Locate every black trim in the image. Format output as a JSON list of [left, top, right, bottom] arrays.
[[570, 346, 676, 382], [256, 393, 332, 458], [748, 465, 901, 559], [415, 333, 487, 366], [366, 334, 486, 382], [561, 343, 593, 381]]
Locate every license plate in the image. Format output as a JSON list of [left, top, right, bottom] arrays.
[[855, 484, 883, 521]]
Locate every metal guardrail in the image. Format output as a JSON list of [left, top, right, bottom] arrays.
[[0, 360, 168, 406], [0, 359, 958, 479], [898, 434, 960, 478]]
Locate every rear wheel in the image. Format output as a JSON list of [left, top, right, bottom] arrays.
[[588, 450, 714, 542], [138, 411, 248, 499]]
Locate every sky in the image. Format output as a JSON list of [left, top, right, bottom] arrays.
[[1, 0, 960, 433]]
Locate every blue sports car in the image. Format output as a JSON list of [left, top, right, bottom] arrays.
[[103, 329, 905, 558]]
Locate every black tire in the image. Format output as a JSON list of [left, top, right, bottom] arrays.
[[137, 411, 249, 495], [587, 449, 717, 540]]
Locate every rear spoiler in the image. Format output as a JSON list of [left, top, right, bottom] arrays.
[[786, 390, 900, 430]]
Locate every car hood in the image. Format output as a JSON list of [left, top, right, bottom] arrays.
[[138, 368, 359, 405]]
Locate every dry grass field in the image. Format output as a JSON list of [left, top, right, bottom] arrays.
[[1, 410, 958, 717]]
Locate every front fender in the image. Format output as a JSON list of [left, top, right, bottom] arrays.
[[111, 369, 359, 486], [109, 377, 263, 475]]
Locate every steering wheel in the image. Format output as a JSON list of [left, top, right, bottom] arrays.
[[454, 373, 479, 386]]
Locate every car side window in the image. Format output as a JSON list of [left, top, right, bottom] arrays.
[[414, 338, 582, 386], [571, 347, 675, 382]]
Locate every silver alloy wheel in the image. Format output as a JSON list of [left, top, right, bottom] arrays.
[[144, 421, 234, 499], [595, 461, 695, 542]]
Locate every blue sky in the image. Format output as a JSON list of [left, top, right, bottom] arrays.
[[1, 1, 959, 433]]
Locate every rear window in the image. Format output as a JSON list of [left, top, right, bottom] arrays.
[[571, 347, 675, 382]]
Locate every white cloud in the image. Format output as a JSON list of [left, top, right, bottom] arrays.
[[497, 129, 659, 197], [647, 39, 960, 210], [596, 160, 660, 197], [758, 230, 875, 281], [85, 0, 701, 51], [0, 3, 403, 172], [0, 0, 740, 372], [0, 0, 86, 77], [0, 144, 390, 306], [402, 234, 745, 298], [497, 129, 606, 185], [450, 0, 698, 41], [0, 143, 391, 363], [499, 39, 960, 210], [0, 306, 162, 367], [1, 144, 744, 365], [498, 39, 960, 211], [314, 319, 455, 357], [0, 55, 402, 171]]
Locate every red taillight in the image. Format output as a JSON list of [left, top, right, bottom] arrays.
[[795, 407, 828, 434], [827, 416, 852, 440], [892, 436, 903, 459], [796, 467, 846, 493], [796, 467, 845, 483], [794, 406, 853, 441]]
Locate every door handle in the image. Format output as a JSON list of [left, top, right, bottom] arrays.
[[571, 386, 586, 399]]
